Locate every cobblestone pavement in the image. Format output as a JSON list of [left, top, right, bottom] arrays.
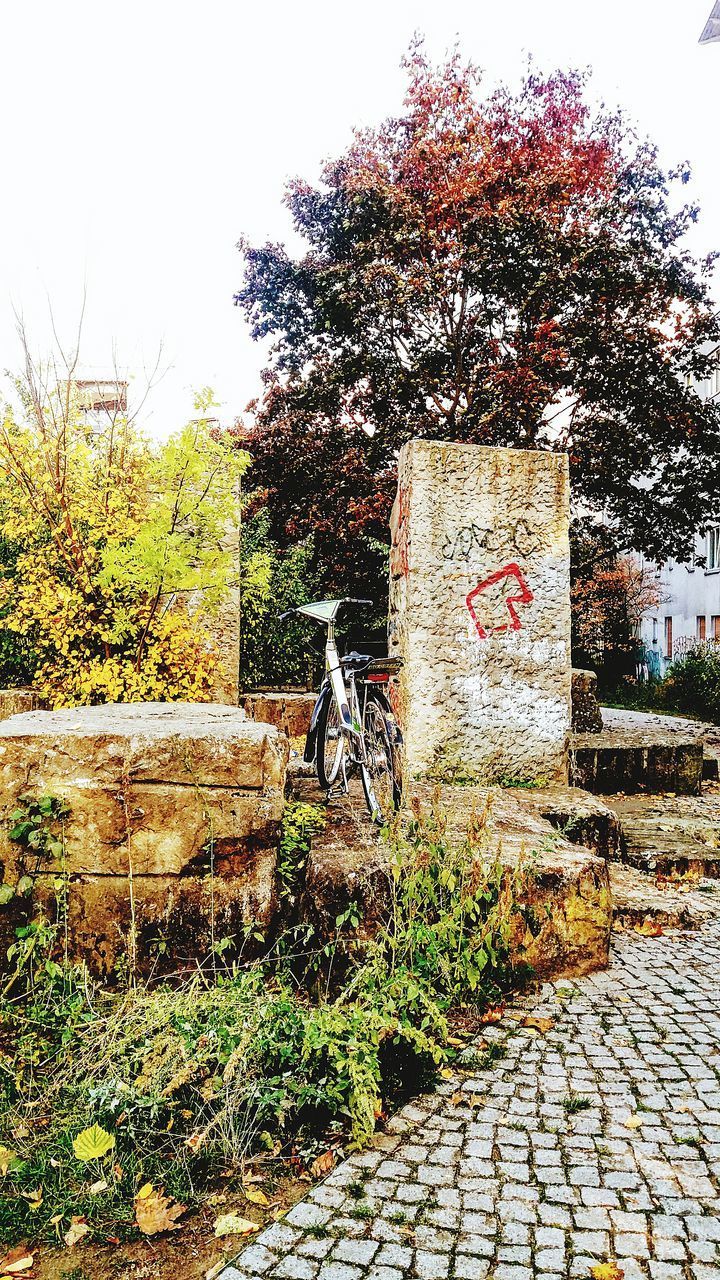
[[220, 922, 720, 1280]]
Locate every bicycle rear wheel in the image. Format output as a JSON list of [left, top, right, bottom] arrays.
[[361, 692, 402, 823]]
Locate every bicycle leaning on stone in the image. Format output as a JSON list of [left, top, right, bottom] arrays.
[[279, 597, 403, 823]]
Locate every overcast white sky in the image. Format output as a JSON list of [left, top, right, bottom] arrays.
[[1, 0, 718, 434]]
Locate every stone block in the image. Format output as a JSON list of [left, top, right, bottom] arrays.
[[0, 701, 286, 790], [290, 777, 611, 980], [570, 729, 703, 795], [242, 691, 316, 738], [22, 867, 278, 977], [571, 670, 603, 734], [0, 688, 42, 721], [389, 440, 572, 784], [0, 702, 288, 974]]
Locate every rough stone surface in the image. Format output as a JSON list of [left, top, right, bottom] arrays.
[[0, 702, 288, 974], [220, 920, 720, 1280], [572, 669, 603, 734], [570, 729, 704, 797], [609, 865, 719, 930], [242, 691, 316, 738], [520, 787, 622, 861], [290, 777, 611, 980], [0, 688, 41, 720], [607, 793, 720, 879], [388, 440, 572, 785]]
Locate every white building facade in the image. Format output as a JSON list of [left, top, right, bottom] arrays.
[[638, 354, 720, 677]]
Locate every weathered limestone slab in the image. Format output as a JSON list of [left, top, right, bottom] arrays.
[[0, 701, 285, 790], [0, 688, 41, 720], [519, 786, 622, 861], [0, 702, 288, 974], [609, 864, 719, 931], [389, 440, 572, 784], [241, 691, 316, 738], [290, 777, 611, 980], [607, 793, 720, 878], [571, 668, 603, 733], [570, 727, 703, 795]]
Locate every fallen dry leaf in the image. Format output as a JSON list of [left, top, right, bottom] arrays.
[[447, 1035, 467, 1047], [523, 1015, 554, 1034], [624, 1115, 643, 1129], [244, 1185, 270, 1206], [0, 1248, 34, 1275], [309, 1150, 335, 1180], [590, 1263, 624, 1280], [0, 1147, 17, 1177], [21, 1187, 42, 1212], [213, 1212, 259, 1238], [634, 920, 664, 937], [89, 1179, 108, 1195], [64, 1217, 90, 1248], [480, 1005, 505, 1023], [439, 1067, 454, 1080], [134, 1186, 186, 1235]]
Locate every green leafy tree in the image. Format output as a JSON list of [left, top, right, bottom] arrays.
[[236, 46, 720, 600]]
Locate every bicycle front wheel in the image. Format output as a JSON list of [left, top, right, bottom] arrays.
[[361, 693, 402, 824], [317, 691, 345, 791]]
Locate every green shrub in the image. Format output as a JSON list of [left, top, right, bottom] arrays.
[[0, 797, 523, 1244], [666, 643, 720, 722], [240, 512, 320, 690]]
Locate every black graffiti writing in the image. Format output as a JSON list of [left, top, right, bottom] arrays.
[[441, 520, 539, 562]]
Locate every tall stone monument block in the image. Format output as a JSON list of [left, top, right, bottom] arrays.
[[389, 440, 572, 783]]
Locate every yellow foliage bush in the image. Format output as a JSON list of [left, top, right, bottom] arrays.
[[0, 371, 264, 706]]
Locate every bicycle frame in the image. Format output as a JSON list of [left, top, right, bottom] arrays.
[[282, 597, 402, 819], [325, 614, 356, 738]]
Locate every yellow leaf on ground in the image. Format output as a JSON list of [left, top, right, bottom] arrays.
[[0, 1147, 17, 1176], [0, 1249, 34, 1275], [213, 1213, 259, 1238], [624, 1115, 643, 1129], [89, 1179, 108, 1194], [439, 1068, 454, 1079], [447, 1035, 466, 1047], [523, 1016, 554, 1034], [244, 1186, 270, 1206], [136, 1182, 153, 1199], [309, 1150, 335, 1180], [590, 1263, 624, 1280], [72, 1123, 115, 1162], [65, 1217, 90, 1248], [135, 1187, 186, 1235], [21, 1187, 43, 1211]]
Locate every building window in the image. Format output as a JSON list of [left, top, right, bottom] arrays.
[[652, 618, 658, 644], [708, 526, 720, 571], [697, 616, 707, 641], [664, 616, 673, 659], [713, 616, 720, 641]]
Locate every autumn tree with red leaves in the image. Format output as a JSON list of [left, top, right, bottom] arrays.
[[235, 46, 720, 602]]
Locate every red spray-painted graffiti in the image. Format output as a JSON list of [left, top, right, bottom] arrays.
[[390, 482, 411, 579], [466, 563, 534, 640]]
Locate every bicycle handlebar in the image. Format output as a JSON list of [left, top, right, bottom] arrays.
[[277, 598, 374, 622]]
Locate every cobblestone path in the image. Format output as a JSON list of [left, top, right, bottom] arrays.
[[220, 922, 720, 1280]]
